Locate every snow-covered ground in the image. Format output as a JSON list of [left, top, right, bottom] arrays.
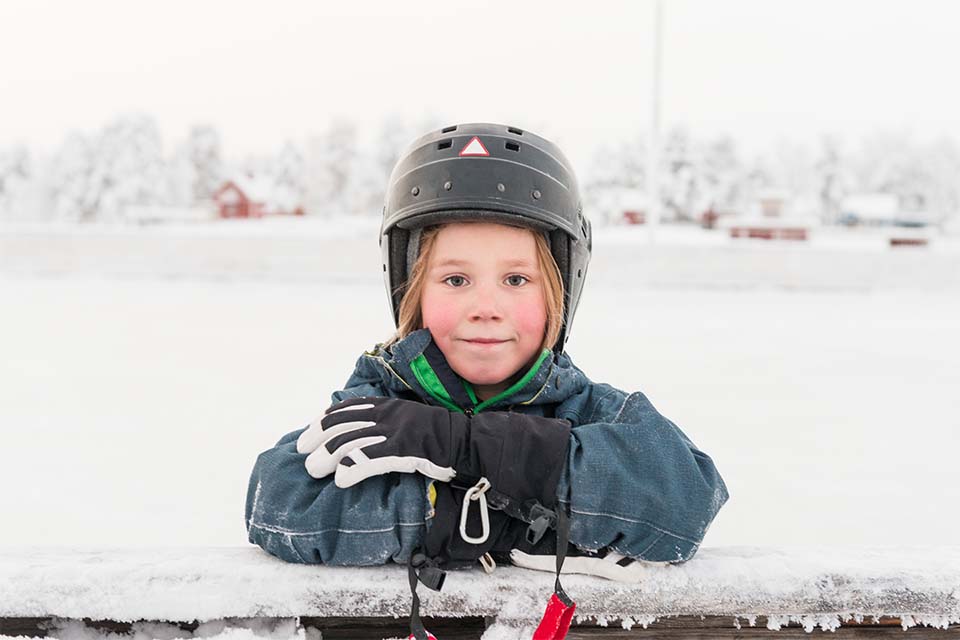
[[1, 219, 958, 552]]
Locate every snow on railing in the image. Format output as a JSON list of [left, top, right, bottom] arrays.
[[1, 546, 959, 638]]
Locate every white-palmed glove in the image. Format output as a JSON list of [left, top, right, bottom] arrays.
[[295, 396, 469, 488], [509, 548, 665, 583]]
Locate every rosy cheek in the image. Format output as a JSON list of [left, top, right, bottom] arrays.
[[512, 300, 547, 336], [421, 292, 457, 340]]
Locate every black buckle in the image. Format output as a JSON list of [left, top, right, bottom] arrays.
[[411, 552, 446, 592], [525, 504, 558, 545], [417, 566, 446, 591]]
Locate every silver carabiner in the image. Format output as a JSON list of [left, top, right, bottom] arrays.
[[459, 477, 491, 545]]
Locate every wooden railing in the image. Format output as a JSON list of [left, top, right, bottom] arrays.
[[2, 547, 958, 638]]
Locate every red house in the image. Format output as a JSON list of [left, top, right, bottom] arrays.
[[213, 177, 304, 219]]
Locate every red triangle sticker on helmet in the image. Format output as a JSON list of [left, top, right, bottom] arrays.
[[459, 136, 490, 157]]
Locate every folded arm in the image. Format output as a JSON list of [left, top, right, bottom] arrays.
[[556, 385, 729, 563]]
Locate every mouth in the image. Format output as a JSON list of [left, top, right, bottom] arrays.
[[462, 338, 510, 345]]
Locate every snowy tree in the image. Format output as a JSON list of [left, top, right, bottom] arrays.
[[92, 114, 167, 219], [270, 141, 306, 214], [812, 136, 850, 224], [350, 116, 423, 217], [584, 136, 646, 193], [847, 132, 960, 222], [581, 136, 647, 224], [185, 125, 223, 203], [274, 141, 305, 195], [305, 119, 359, 215], [165, 125, 224, 209], [0, 146, 31, 218], [48, 132, 99, 222], [700, 136, 744, 213], [46, 114, 168, 221], [584, 131, 746, 224], [165, 147, 194, 209], [920, 138, 960, 221], [738, 158, 775, 215], [372, 114, 417, 186], [853, 132, 915, 206], [358, 114, 441, 215], [659, 128, 703, 222]]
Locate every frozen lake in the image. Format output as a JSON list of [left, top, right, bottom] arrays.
[[1, 220, 958, 550]]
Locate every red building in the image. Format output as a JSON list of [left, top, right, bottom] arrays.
[[213, 177, 304, 219]]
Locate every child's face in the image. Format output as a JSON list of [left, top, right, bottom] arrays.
[[421, 222, 547, 397]]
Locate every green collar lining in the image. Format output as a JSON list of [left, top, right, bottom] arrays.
[[409, 354, 461, 413], [409, 348, 551, 414], [473, 348, 551, 412]]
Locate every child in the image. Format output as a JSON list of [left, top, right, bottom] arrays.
[[245, 123, 728, 633]]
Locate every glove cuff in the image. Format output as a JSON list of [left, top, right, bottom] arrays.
[[458, 412, 571, 509]]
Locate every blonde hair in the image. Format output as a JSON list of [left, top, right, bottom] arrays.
[[384, 223, 564, 352]]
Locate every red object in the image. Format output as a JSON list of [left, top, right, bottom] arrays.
[[213, 181, 260, 219], [701, 208, 720, 229], [890, 237, 928, 247], [623, 210, 646, 225], [730, 226, 807, 241], [408, 633, 437, 640], [532, 592, 577, 640], [212, 180, 303, 219]]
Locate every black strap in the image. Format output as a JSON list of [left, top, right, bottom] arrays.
[[553, 508, 574, 606], [407, 554, 428, 640], [407, 551, 445, 640]]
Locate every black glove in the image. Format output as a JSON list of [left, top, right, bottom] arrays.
[[296, 396, 570, 511]]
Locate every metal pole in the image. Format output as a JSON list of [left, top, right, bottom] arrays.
[[648, 0, 663, 244]]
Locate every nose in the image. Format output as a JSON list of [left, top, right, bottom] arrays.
[[467, 282, 504, 322]]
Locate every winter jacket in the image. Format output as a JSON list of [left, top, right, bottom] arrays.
[[245, 328, 729, 566]]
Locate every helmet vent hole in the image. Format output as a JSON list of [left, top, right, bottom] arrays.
[[505, 141, 520, 152], [507, 127, 524, 136], [441, 125, 458, 133], [437, 140, 452, 150]]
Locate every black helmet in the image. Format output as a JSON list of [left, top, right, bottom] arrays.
[[380, 122, 592, 353]]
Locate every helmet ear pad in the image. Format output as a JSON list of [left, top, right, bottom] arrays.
[[557, 224, 591, 349], [548, 228, 588, 351], [383, 227, 410, 325], [548, 227, 571, 332]]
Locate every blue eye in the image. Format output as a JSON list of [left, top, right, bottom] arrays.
[[444, 275, 467, 287], [506, 275, 529, 286]]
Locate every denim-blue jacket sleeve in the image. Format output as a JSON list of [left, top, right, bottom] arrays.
[[244, 369, 433, 565], [554, 382, 728, 564]]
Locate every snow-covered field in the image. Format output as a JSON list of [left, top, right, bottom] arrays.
[[1, 219, 959, 552]]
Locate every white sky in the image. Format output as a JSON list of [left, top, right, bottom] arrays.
[[1, 0, 958, 167]]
